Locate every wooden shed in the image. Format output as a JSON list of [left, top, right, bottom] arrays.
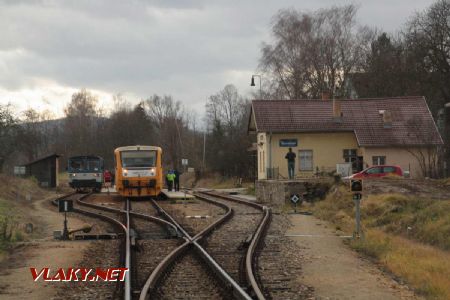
[[25, 154, 60, 188]]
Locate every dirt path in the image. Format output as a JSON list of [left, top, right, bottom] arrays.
[[287, 214, 420, 300], [0, 196, 90, 300]]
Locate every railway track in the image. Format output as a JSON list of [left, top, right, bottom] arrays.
[[52, 192, 179, 300], [197, 191, 313, 299], [52, 191, 272, 300], [194, 190, 271, 300], [51, 192, 126, 299], [143, 190, 271, 300]]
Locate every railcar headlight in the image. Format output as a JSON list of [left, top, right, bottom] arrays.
[[70, 173, 76, 177], [123, 169, 128, 177], [94, 173, 100, 177]]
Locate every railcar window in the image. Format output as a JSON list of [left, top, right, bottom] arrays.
[[69, 159, 86, 171], [121, 151, 156, 168], [88, 160, 102, 171]]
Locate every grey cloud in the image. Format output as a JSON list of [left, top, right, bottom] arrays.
[[0, 0, 437, 114]]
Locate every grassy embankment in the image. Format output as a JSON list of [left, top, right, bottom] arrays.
[[313, 183, 450, 299], [0, 175, 48, 256]]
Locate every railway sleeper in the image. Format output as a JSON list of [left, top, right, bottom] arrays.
[[73, 233, 119, 240]]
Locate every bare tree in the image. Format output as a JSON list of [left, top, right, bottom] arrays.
[[64, 89, 99, 155], [404, 0, 450, 113], [259, 5, 374, 99], [0, 104, 18, 171], [405, 116, 441, 178], [205, 85, 252, 177], [146, 95, 184, 168]]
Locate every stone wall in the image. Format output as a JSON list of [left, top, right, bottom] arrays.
[[255, 179, 331, 207]]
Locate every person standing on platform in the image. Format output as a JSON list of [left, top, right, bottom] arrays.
[[285, 147, 296, 179], [166, 170, 175, 191], [174, 169, 180, 191]]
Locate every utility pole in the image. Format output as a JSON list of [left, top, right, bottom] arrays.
[[202, 131, 206, 171]]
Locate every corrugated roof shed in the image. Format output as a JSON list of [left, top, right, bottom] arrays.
[[249, 97, 443, 147]]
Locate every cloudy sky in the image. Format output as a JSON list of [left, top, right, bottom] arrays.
[[0, 0, 436, 118]]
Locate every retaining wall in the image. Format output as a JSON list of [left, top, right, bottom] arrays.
[[255, 179, 332, 207]]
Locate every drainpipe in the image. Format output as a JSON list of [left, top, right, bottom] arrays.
[[269, 131, 273, 178]]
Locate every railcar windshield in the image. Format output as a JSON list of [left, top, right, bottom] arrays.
[[87, 160, 102, 171], [121, 151, 156, 168], [68, 157, 103, 172], [69, 159, 86, 172]]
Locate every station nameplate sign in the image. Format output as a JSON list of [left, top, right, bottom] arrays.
[[279, 139, 298, 147]]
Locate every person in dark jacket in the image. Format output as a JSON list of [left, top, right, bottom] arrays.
[[285, 148, 296, 179], [174, 169, 181, 191]]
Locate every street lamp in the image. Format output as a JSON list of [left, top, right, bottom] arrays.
[[250, 74, 262, 99]]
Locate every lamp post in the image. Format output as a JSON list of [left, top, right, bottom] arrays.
[[250, 75, 262, 99]]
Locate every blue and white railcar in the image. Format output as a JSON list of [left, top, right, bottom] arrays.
[[68, 156, 104, 192]]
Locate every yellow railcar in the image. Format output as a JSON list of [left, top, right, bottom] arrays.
[[114, 145, 163, 198]]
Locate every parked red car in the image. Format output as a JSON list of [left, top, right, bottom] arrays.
[[348, 165, 403, 179]]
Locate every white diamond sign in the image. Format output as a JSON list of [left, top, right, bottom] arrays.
[[290, 194, 300, 204]]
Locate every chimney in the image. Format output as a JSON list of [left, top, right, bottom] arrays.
[[383, 110, 392, 128], [321, 91, 330, 100], [333, 99, 342, 122]]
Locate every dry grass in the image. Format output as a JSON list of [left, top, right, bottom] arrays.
[[0, 174, 52, 253], [194, 173, 253, 189], [351, 229, 450, 299], [0, 174, 48, 202], [313, 184, 450, 299], [440, 177, 450, 186]]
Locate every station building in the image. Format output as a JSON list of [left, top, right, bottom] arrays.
[[248, 96, 443, 179]]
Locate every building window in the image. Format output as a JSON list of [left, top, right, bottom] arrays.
[[299, 150, 313, 171], [343, 149, 357, 162], [343, 149, 359, 172], [372, 156, 386, 165]]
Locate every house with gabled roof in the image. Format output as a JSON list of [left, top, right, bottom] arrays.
[[248, 96, 443, 179]]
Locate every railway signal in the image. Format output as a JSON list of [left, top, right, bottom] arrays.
[[350, 179, 363, 239], [350, 179, 363, 192], [58, 199, 73, 240]]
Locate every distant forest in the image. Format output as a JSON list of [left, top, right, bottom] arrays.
[[1, 0, 449, 178]]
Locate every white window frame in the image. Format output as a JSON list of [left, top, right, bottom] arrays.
[[372, 156, 386, 166], [299, 150, 313, 171]]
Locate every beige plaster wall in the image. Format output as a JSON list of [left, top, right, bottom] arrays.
[[361, 147, 428, 178], [260, 132, 360, 179]]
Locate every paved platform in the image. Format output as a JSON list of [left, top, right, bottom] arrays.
[[161, 189, 195, 199], [286, 213, 418, 299], [101, 186, 117, 193]]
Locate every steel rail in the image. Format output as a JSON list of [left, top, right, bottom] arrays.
[[141, 199, 252, 300], [245, 206, 271, 300], [51, 192, 128, 233], [124, 199, 131, 300], [138, 238, 191, 300], [195, 191, 271, 300], [196, 190, 265, 210], [190, 194, 232, 241], [51, 193, 130, 299], [75, 196, 178, 233]]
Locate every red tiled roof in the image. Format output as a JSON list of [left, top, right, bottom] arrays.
[[249, 97, 443, 146]]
